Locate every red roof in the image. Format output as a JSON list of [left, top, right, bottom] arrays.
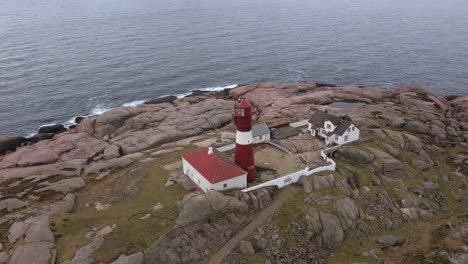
[[183, 147, 247, 184]]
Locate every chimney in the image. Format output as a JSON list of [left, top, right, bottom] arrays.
[[208, 147, 213, 155]]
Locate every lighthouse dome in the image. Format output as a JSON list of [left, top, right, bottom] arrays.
[[235, 98, 252, 109]]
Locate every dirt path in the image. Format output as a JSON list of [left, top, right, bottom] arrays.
[[208, 186, 298, 264]]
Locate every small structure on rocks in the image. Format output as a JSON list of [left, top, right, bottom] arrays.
[[308, 110, 360, 145], [252, 123, 271, 143]]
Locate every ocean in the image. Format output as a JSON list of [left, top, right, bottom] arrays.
[[1, 0, 467, 137]]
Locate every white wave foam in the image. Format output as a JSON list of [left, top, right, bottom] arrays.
[[39, 122, 59, 127], [176, 84, 238, 98], [122, 100, 145, 107], [199, 84, 238, 91], [176, 92, 192, 99], [26, 132, 37, 138], [63, 117, 76, 127], [91, 106, 110, 116]]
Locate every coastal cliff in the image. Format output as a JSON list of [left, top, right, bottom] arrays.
[[0, 83, 467, 264]]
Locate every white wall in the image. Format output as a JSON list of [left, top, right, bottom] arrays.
[[183, 158, 212, 192], [183, 158, 247, 192], [253, 134, 270, 144], [308, 123, 317, 136], [335, 124, 360, 145], [241, 162, 336, 192], [323, 121, 336, 132], [211, 174, 247, 190]]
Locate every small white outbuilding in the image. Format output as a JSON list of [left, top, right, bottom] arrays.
[[252, 123, 271, 143], [182, 147, 247, 192]]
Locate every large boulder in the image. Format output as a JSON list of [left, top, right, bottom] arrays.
[[103, 145, 121, 160], [376, 236, 406, 249], [0, 252, 8, 263], [0, 137, 25, 156], [0, 198, 28, 213], [176, 190, 248, 225], [84, 153, 143, 175], [47, 193, 76, 214], [9, 242, 56, 264], [8, 221, 29, 243], [0, 159, 84, 184], [38, 124, 66, 134], [24, 216, 54, 243], [305, 208, 322, 236], [335, 197, 359, 231], [35, 177, 86, 194], [320, 212, 344, 249], [144, 96, 177, 105], [239, 241, 255, 256], [17, 148, 59, 167], [229, 84, 259, 98], [57, 133, 110, 161], [339, 146, 375, 164], [403, 120, 430, 134], [311, 174, 335, 191], [111, 252, 144, 264], [367, 147, 404, 178]]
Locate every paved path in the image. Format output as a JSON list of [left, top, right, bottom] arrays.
[[208, 186, 298, 264]]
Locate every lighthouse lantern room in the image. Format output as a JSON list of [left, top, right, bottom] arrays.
[[234, 98, 256, 182]]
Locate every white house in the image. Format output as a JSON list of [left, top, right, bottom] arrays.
[[308, 110, 360, 145], [182, 147, 247, 192], [252, 123, 271, 143]]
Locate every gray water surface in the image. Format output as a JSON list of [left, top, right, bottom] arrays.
[[1, 0, 467, 136]]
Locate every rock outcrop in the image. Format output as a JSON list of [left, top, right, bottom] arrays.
[[176, 190, 249, 226], [0, 82, 467, 264]]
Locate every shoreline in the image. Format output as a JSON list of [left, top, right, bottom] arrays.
[[6, 81, 465, 141], [22, 84, 239, 139], [0, 82, 466, 157]]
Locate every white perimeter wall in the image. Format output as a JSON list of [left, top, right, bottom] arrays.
[[183, 158, 247, 192], [242, 148, 336, 192]]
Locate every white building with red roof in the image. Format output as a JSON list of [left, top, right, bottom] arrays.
[[182, 147, 247, 192]]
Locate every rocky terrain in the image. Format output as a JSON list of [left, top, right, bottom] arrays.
[[0, 82, 467, 264]]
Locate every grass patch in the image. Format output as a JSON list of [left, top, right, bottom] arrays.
[[246, 254, 267, 263], [330, 219, 442, 263], [52, 147, 197, 263]]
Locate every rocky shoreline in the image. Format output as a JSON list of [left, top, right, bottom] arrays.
[[0, 82, 467, 264]]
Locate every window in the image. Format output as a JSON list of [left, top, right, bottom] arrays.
[[327, 124, 331, 129], [347, 128, 351, 132], [223, 183, 227, 188], [345, 135, 349, 141], [352, 127, 355, 131]]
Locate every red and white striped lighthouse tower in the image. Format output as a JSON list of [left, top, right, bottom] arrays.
[[234, 98, 255, 182]]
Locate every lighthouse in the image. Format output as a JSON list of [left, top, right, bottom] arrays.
[[234, 98, 256, 182]]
